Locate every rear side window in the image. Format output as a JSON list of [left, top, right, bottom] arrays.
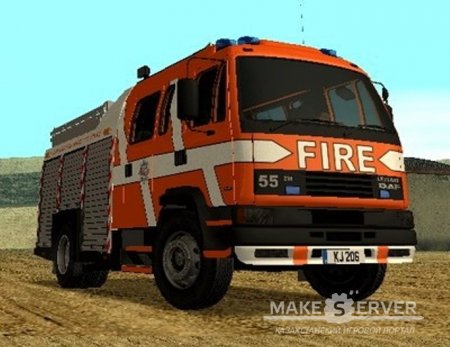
[[159, 85, 175, 135], [132, 91, 161, 143]]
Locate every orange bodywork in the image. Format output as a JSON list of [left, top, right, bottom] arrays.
[[293, 246, 308, 265], [112, 182, 148, 228], [109, 39, 409, 230]]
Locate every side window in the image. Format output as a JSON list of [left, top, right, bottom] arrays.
[[195, 67, 217, 126], [215, 66, 226, 122], [327, 84, 360, 127], [159, 85, 175, 135], [132, 91, 161, 143], [356, 81, 381, 126], [194, 65, 226, 126]]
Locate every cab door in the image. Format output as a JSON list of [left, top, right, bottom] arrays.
[[178, 62, 234, 207]]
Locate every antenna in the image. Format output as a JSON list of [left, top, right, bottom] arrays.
[[299, 0, 305, 45]]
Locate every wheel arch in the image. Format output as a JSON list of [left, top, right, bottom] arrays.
[[159, 186, 209, 230], [158, 186, 231, 253], [51, 209, 82, 254], [51, 209, 104, 264]]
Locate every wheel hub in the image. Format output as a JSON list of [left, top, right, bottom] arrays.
[[162, 231, 201, 290], [57, 235, 70, 275], [172, 248, 186, 269]]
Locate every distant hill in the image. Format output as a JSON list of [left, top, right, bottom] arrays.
[[439, 159, 450, 165], [0, 157, 42, 207], [0, 157, 43, 175], [0, 172, 41, 207]]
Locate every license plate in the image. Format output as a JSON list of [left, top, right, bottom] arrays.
[[322, 249, 364, 264]]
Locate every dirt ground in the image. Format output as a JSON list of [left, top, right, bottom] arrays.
[[0, 251, 448, 347]]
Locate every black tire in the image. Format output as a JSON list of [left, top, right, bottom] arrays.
[[81, 270, 109, 288], [303, 264, 386, 301], [54, 225, 108, 289], [153, 211, 233, 310]]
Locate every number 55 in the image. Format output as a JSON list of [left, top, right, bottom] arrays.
[[258, 174, 279, 188]]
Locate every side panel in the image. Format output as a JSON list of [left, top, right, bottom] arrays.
[[111, 183, 148, 229], [60, 149, 83, 210], [37, 158, 60, 248], [82, 137, 112, 252]]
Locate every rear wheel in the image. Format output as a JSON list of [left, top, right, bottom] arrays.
[[303, 264, 386, 300], [153, 211, 233, 309], [54, 226, 108, 288]]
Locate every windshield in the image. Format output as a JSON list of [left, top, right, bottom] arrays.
[[237, 57, 395, 133]]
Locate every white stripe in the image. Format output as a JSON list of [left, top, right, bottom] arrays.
[[203, 166, 224, 206], [170, 80, 184, 151], [379, 150, 405, 172], [253, 140, 292, 163], [140, 179, 156, 226], [117, 99, 129, 164], [112, 140, 292, 206]]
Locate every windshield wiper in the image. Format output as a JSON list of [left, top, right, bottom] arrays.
[[269, 118, 342, 132], [358, 124, 386, 131], [269, 119, 302, 132], [300, 118, 343, 126]]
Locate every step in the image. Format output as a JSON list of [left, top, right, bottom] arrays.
[[121, 264, 152, 274]]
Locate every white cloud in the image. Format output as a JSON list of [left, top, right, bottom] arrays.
[[390, 91, 450, 160]]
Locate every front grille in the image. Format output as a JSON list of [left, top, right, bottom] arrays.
[[305, 171, 374, 198]]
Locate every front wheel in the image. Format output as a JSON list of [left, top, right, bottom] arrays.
[[153, 211, 233, 310], [303, 264, 386, 301]]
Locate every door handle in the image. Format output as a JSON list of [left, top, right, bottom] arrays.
[[174, 149, 187, 166]]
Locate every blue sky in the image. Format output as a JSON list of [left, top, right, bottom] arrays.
[[0, 0, 449, 159]]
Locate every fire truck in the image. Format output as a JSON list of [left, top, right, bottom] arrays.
[[35, 37, 417, 309]]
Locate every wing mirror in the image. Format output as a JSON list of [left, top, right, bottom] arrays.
[[177, 78, 199, 121], [373, 81, 393, 119]]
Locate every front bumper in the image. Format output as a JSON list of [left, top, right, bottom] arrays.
[[228, 206, 416, 266], [231, 207, 416, 245], [235, 245, 415, 266], [233, 226, 417, 246]]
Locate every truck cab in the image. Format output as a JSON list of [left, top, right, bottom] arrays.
[[172, 37, 416, 302]]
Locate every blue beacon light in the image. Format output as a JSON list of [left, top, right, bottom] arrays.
[[215, 38, 236, 50], [320, 48, 337, 57], [237, 36, 260, 45]]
